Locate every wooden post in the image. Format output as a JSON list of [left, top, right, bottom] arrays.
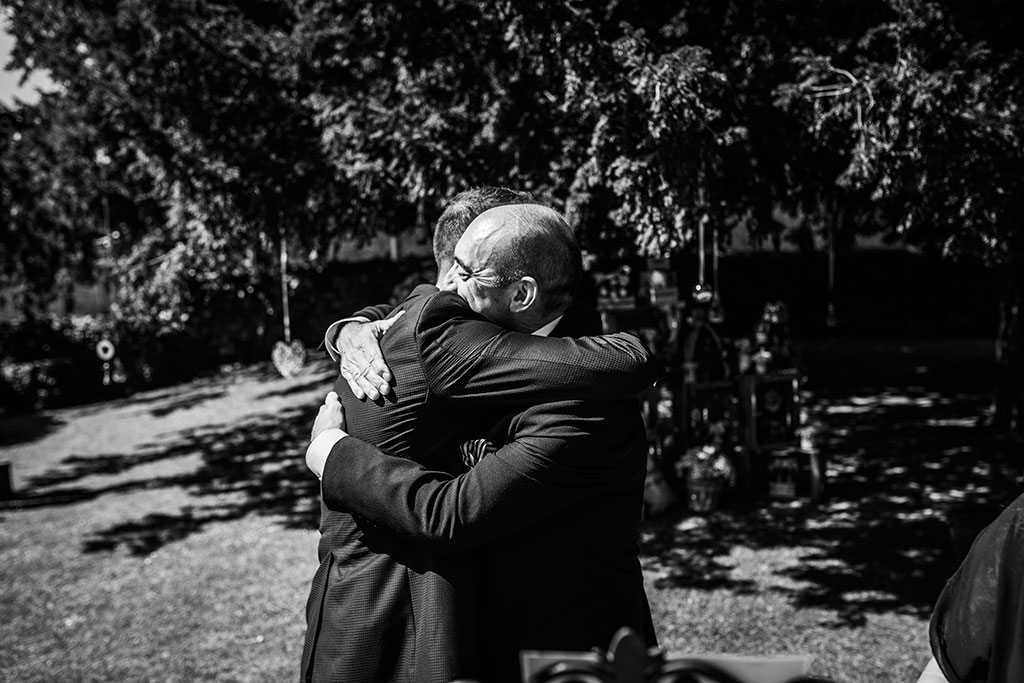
[[279, 235, 291, 343], [0, 461, 12, 500]]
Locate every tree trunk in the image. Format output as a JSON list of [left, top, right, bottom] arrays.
[[992, 253, 1024, 436]]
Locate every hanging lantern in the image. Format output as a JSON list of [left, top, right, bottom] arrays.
[[826, 220, 838, 329], [692, 159, 716, 305], [272, 234, 306, 378], [692, 176, 713, 305], [95, 338, 116, 386], [708, 219, 725, 324]]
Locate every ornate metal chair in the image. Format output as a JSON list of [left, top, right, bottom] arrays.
[[520, 628, 834, 683]]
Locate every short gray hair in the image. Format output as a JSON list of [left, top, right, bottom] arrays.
[[432, 187, 533, 272]]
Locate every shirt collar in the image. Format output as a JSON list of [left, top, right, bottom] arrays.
[[532, 315, 564, 337]]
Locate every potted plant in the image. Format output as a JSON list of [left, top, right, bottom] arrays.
[[676, 422, 737, 513]]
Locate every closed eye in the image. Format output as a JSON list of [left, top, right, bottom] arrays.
[[453, 258, 474, 282]]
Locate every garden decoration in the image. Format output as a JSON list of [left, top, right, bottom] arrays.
[[753, 302, 795, 373], [524, 626, 826, 683], [95, 338, 115, 385], [768, 452, 800, 499], [271, 236, 306, 378], [643, 442, 677, 516], [805, 64, 861, 330], [681, 307, 730, 384], [596, 264, 634, 309], [94, 338, 126, 386], [709, 220, 725, 324], [691, 158, 714, 305], [676, 422, 737, 513], [691, 199, 713, 305], [826, 216, 838, 329]]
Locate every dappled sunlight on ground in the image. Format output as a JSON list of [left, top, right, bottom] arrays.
[[1, 338, 1014, 682], [1, 359, 336, 554], [642, 374, 1023, 629]]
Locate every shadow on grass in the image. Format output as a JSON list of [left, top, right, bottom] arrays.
[[147, 388, 229, 417], [7, 406, 320, 555], [9, 338, 1021, 622], [0, 412, 65, 447], [255, 374, 335, 401], [642, 382, 1023, 627], [25, 451, 185, 488], [62, 361, 320, 418], [52, 385, 217, 422]]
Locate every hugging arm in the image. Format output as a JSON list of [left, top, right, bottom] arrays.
[[327, 290, 662, 404], [420, 292, 663, 404], [318, 400, 645, 551], [323, 302, 397, 362], [319, 413, 635, 552], [324, 302, 401, 400]]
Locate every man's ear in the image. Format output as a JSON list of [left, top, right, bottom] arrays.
[[508, 276, 539, 313], [437, 263, 459, 291]]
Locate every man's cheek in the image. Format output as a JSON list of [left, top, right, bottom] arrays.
[[439, 265, 459, 291], [455, 282, 474, 307]]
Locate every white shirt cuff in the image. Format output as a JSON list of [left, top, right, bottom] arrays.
[[306, 428, 348, 480], [323, 317, 371, 363]]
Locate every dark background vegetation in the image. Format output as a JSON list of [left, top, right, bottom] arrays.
[[2, 0, 1022, 424]]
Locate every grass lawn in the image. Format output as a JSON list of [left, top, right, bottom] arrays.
[[0, 338, 1015, 682]]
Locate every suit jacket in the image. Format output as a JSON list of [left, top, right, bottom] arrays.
[[321, 398, 657, 683], [302, 284, 659, 683]]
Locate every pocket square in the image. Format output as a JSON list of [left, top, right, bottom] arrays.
[[459, 438, 497, 468]]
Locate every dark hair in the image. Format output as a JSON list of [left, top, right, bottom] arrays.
[[491, 205, 582, 318], [433, 186, 533, 271]]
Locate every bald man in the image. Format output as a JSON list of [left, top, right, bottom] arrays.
[[307, 203, 661, 683], [302, 199, 660, 683]]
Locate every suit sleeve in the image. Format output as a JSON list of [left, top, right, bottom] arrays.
[[418, 291, 662, 403], [322, 303, 397, 362], [320, 404, 644, 552], [352, 302, 395, 322]]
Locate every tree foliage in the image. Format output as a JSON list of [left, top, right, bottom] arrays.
[[774, 0, 1024, 430], [3, 0, 332, 336], [2, 2, 1023, 397], [1, 99, 104, 309], [777, 0, 1024, 262]]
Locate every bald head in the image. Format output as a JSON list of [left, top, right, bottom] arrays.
[[457, 204, 582, 321]]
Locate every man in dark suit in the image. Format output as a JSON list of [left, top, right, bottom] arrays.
[[309, 202, 661, 683], [301, 196, 660, 683], [309, 393, 656, 683]]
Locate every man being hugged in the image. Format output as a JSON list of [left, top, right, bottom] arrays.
[[302, 193, 660, 683]]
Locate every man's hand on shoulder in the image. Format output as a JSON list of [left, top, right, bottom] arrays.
[[335, 311, 404, 401]]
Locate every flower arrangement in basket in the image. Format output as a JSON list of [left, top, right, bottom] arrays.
[[678, 443, 737, 485], [678, 422, 737, 482], [675, 421, 737, 512]]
